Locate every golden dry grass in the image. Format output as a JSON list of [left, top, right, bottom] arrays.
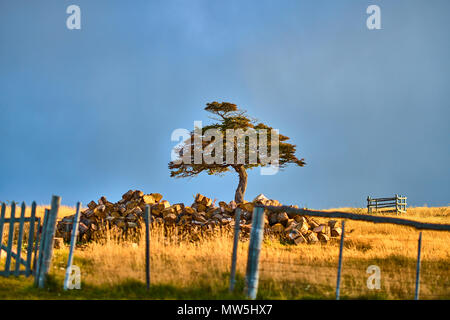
[[1, 206, 449, 299]]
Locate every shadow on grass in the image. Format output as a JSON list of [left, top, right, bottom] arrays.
[[0, 273, 250, 300]]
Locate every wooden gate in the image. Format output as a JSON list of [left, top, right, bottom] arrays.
[[0, 196, 60, 288], [367, 194, 407, 214], [0, 202, 40, 276]]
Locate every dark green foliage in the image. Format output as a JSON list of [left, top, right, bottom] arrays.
[[169, 102, 305, 202]]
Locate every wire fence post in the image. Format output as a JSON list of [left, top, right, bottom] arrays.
[[145, 205, 151, 291], [229, 208, 241, 292], [414, 232, 422, 300], [336, 220, 345, 300], [245, 206, 265, 299], [64, 202, 81, 290]]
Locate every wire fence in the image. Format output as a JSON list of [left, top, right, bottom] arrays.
[[257, 258, 449, 299], [239, 205, 450, 300], [2, 198, 449, 300]]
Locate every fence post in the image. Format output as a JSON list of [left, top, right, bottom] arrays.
[[64, 202, 82, 290], [395, 194, 399, 215], [14, 202, 27, 276], [229, 208, 241, 292], [32, 217, 41, 276], [245, 206, 265, 299], [414, 232, 422, 300], [37, 195, 61, 288], [34, 209, 49, 285], [367, 196, 371, 213], [145, 205, 151, 291], [25, 202, 37, 277], [4, 202, 16, 276], [0, 203, 6, 261], [336, 220, 346, 300]]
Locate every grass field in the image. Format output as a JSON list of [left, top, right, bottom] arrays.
[[0, 206, 449, 300]]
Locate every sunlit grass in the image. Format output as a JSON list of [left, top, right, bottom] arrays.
[[0, 206, 449, 299]]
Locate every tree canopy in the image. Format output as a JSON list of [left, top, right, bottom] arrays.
[[169, 102, 305, 203]]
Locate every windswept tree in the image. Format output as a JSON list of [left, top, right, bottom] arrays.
[[169, 102, 305, 203]]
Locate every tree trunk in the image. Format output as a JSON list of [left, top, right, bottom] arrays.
[[233, 165, 248, 203]]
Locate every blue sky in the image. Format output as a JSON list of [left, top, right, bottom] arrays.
[[0, 0, 449, 208]]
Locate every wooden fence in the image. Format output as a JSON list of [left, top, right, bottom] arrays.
[[239, 205, 450, 300], [0, 195, 60, 288], [0, 202, 40, 277], [367, 194, 407, 214]]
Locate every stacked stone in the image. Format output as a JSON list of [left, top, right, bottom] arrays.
[[56, 191, 342, 244]]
